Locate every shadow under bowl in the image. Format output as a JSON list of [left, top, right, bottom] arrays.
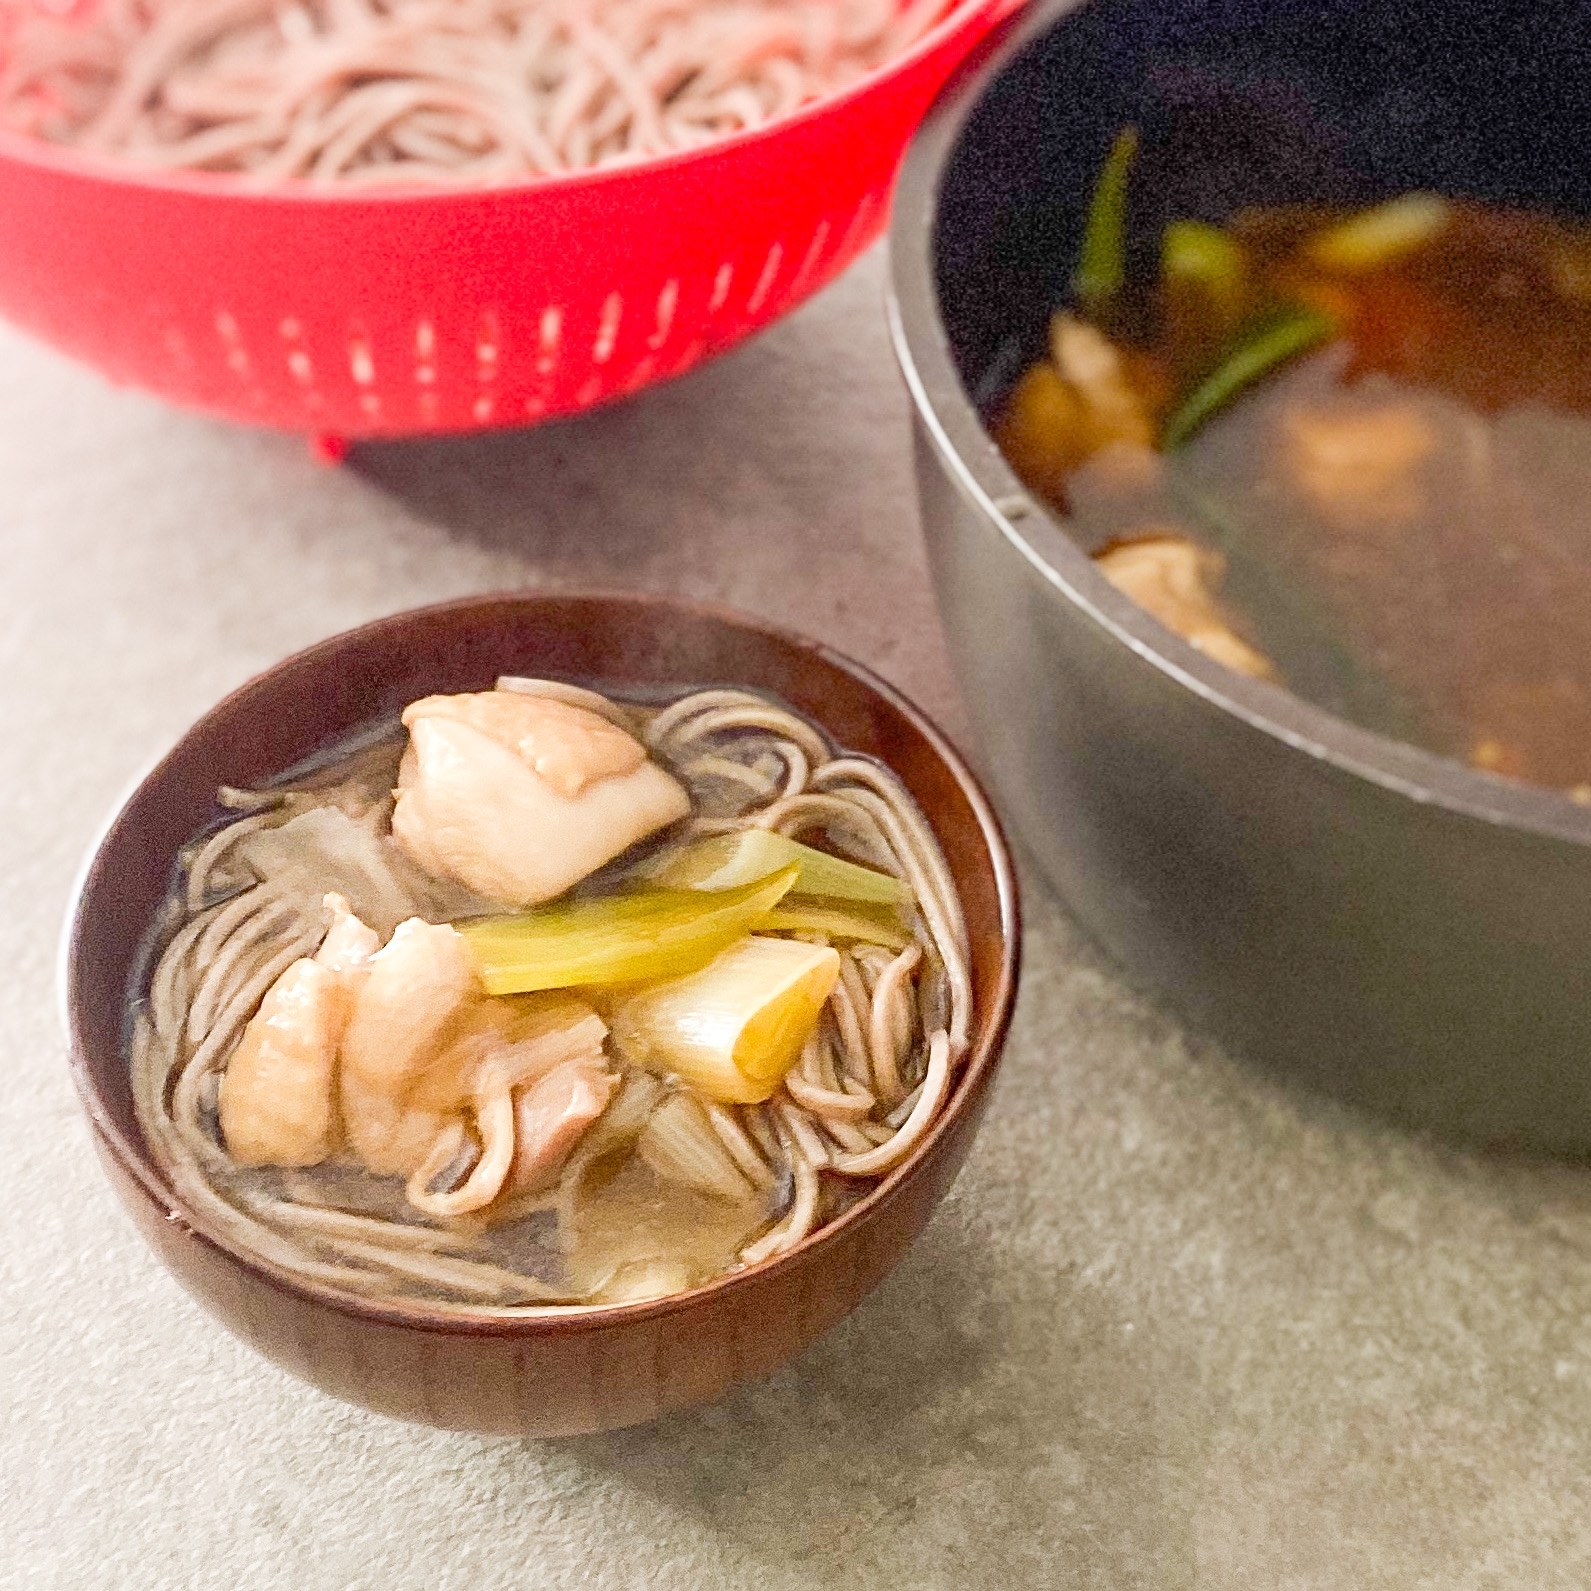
[[889, 0, 1591, 1151], [62, 591, 1019, 1435]]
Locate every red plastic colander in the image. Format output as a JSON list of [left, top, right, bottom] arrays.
[[0, 0, 1013, 440]]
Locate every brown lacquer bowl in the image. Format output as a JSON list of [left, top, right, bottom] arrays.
[[62, 592, 1019, 1435]]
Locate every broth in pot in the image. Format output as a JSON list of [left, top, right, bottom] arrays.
[[996, 130, 1591, 795]]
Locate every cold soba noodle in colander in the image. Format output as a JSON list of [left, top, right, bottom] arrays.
[[129, 679, 970, 1310], [0, 0, 953, 184]]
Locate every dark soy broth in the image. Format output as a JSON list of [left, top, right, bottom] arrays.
[[997, 182, 1591, 794]]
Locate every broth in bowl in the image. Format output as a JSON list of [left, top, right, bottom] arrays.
[[995, 129, 1591, 793], [131, 675, 970, 1313]]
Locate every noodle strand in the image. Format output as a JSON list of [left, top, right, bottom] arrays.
[[1, 0, 952, 183], [128, 683, 973, 1308]]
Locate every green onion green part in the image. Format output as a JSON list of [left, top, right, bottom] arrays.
[[1162, 304, 1337, 450], [631, 828, 912, 908], [1073, 125, 1139, 316], [753, 903, 913, 951], [458, 867, 799, 994]]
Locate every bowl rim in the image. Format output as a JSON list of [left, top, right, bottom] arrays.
[[0, 0, 1005, 204], [886, 0, 1591, 850], [60, 588, 1021, 1337]]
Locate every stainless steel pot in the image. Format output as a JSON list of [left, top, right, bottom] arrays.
[[888, 0, 1591, 1149]]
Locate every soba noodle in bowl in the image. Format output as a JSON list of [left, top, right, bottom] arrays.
[[0, 0, 955, 184], [130, 676, 972, 1312]]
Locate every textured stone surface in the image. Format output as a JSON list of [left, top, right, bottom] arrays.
[[4, 249, 1591, 1589]]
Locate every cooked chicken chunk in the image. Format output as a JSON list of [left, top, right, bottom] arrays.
[[219, 959, 344, 1168], [217, 894, 378, 1167], [401, 690, 646, 797], [339, 917, 482, 1174], [501, 1059, 618, 1199], [403, 1007, 613, 1218], [391, 691, 690, 908], [1282, 400, 1437, 528], [313, 891, 380, 973], [1050, 313, 1156, 450], [393, 995, 607, 1166], [225, 891, 620, 1199], [335, 920, 615, 1211], [1095, 534, 1275, 679]]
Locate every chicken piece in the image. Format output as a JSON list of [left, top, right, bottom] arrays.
[[1281, 400, 1437, 529], [500, 1058, 618, 1200], [313, 890, 380, 973], [994, 362, 1092, 503], [414, 998, 603, 1104], [399, 691, 645, 797], [391, 690, 691, 908], [340, 933, 611, 1198], [402, 997, 531, 1115], [470, 997, 610, 1101], [1095, 534, 1275, 680], [1050, 313, 1156, 451], [218, 959, 344, 1167], [339, 917, 482, 1174], [361, 996, 522, 1178], [217, 894, 379, 1168]]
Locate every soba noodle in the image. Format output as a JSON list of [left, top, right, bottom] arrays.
[[0, 0, 953, 183], [129, 682, 972, 1312]]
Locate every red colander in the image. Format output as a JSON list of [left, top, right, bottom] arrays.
[[0, 0, 1014, 440]]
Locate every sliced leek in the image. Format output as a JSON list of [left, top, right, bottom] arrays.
[[1162, 219, 1249, 329], [612, 935, 841, 1104], [634, 829, 912, 908], [458, 867, 798, 995], [1305, 192, 1450, 273], [1164, 218, 1246, 293], [753, 903, 913, 951], [636, 1092, 757, 1202]]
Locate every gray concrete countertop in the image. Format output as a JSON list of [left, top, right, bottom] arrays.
[[3, 249, 1590, 1590]]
